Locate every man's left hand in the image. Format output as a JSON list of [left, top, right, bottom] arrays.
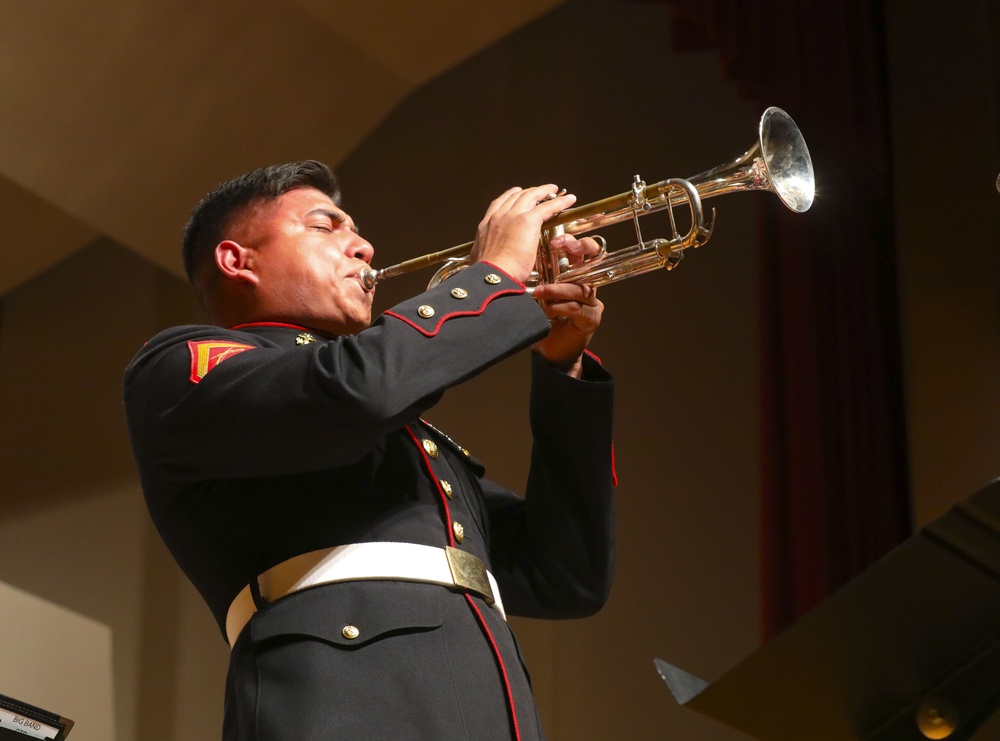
[[531, 234, 604, 378]]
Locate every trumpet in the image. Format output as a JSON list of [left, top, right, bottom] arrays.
[[359, 106, 814, 292]]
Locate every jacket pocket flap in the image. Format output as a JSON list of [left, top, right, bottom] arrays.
[[250, 580, 445, 647]]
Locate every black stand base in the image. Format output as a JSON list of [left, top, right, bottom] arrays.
[[656, 479, 1000, 740]]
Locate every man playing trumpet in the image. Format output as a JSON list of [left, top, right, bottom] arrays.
[[124, 160, 616, 741]]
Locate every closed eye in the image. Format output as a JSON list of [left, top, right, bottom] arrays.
[[306, 207, 357, 234]]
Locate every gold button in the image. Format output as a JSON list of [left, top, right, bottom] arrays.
[[440, 479, 454, 499], [295, 332, 316, 345], [461, 448, 471, 457], [485, 274, 501, 285], [418, 305, 435, 318], [422, 439, 439, 458], [342, 625, 360, 640], [450, 287, 469, 299], [453, 521, 465, 543]]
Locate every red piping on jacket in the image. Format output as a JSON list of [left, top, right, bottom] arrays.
[[230, 321, 313, 331], [386, 288, 524, 338], [404, 424, 522, 741], [384, 261, 528, 338], [464, 594, 522, 741], [582, 349, 618, 486]]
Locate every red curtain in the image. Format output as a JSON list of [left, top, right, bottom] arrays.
[[654, 0, 912, 639]]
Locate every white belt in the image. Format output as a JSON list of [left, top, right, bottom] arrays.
[[226, 542, 505, 647]]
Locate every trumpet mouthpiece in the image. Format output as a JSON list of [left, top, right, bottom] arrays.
[[359, 268, 379, 291]]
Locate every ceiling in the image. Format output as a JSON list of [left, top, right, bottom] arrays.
[[0, 0, 566, 294]]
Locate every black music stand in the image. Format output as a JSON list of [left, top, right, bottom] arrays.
[[0, 693, 74, 740], [656, 478, 1000, 740]]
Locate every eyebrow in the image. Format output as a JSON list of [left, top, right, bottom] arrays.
[[306, 208, 359, 234]]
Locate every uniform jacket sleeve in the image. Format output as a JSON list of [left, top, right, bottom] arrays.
[[485, 351, 616, 619], [125, 262, 551, 481]]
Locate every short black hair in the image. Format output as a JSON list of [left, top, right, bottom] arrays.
[[182, 160, 341, 287]]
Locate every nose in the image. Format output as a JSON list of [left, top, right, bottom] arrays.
[[351, 235, 374, 264]]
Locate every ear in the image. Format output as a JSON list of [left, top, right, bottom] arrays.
[[214, 240, 259, 286]]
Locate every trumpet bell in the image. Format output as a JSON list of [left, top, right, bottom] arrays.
[[759, 106, 815, 212], [690, 106, 814, 213]]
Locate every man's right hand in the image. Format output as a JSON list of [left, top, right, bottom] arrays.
[[469, 185, 577, 284]]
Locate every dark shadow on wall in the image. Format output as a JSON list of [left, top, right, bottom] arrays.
[[0, 238, 204, 519]]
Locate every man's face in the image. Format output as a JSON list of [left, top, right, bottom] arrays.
[[238, 187, 375, 335]]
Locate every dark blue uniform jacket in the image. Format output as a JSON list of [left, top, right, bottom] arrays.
[[124, 262, 616, 741]]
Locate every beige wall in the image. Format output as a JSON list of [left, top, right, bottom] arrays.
[[0, 579, 114, 741], [0, 1, 996, 740], [0, 240, 223, 740]]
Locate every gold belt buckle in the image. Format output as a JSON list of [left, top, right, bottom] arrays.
[[445, 546, 494, 605]]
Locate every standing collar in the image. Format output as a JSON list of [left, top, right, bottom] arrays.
[[230, 321, 312, 332], [230, 322, 332, 346]]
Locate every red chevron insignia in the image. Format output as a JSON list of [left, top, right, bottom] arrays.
[[188, 341, 254, 384]]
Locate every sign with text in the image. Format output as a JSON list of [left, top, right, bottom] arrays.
[[0, 695, 72, 740]]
